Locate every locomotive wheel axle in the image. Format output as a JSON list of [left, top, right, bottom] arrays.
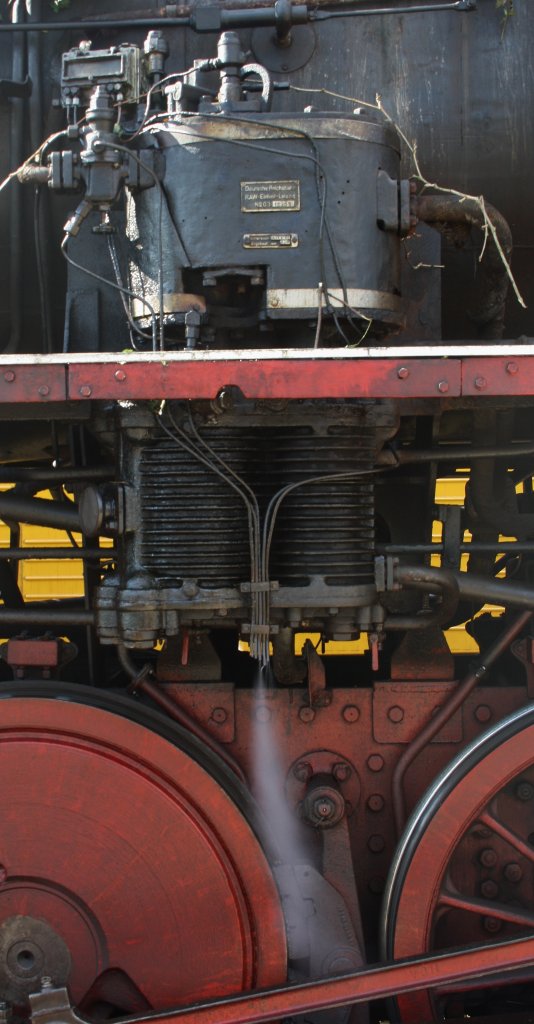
[[27, 935, 534, 1024]]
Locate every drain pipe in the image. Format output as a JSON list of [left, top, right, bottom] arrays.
[[413, 194, 513, 340]]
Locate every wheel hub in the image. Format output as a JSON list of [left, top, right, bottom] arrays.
[[0, 686, 286, 1014], [0, 916, 71, 1003]]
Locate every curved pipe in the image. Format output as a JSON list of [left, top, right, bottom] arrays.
[[384, 565, 459, 631], [452, 569, 534, 611], [392, 609, 532, 835], [119, 646, 247, 784], [413, 194, 513, 340]]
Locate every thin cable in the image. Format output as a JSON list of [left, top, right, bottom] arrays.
[[61, 235, 158, 351], [107, 235, 155, 348], [156, 409, 267, 661], [149, 114, 371, 343], [106, 140, 163, 350], [125, 68, 199, 142]]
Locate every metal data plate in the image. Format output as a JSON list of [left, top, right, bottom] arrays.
[[243, 233, 299, 249], [240, 180, 301, 212]]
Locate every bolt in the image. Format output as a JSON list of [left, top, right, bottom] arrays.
[[314, 796, 336, 820], [40, 977, 53, 989], [397, 366, 409, 380], [483, 916, 502, 934], [368, 834, 385, 853], [299, 706, 315, 723], [367, 754, 384, 773], [504, 861, 523, 883], [3, 371, 15, 383], [293, 761, 313, 782], [506, 361, 519, 375], [270, 297, 280, 307], [79, 384, 92, 397], [114, 369, 126, 382], [387, 705, 404, 723], [437, 380, 449, 394], [474, 376, 487, 391], [479, 847, 497, 868], [256, 705, 271, 723], [481, 879, 499, 899], [333, 762, 351, 782], [342, 705, 360, 723], [211, 707, 227, 724], [515, 780, 534, 802], [367, 793, 385, 812], [474, 704, 492, 724], [38, 385, 50, 397]]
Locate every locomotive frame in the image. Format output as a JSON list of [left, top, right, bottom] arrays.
[[0, 1, 534, 1023]]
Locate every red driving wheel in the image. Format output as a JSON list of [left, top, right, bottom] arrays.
[[0, 684, 286, 1015], [382, 705, 534, 1022]]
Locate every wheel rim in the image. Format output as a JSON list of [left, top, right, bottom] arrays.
[[0, 684, 286, 1014], [382, 704, 534, 1022]]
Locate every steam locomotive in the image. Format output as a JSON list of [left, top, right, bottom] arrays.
[[0, 1, 533, 1022]]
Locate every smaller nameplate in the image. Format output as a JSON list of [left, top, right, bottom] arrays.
[[243, 233, 299, 249]]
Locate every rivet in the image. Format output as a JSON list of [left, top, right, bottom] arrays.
[[479, 847, 497, 868], [270, 297, 280, 308], [515, 781, 534, 802], [474, 376, 487, 391], [342, 704, 360, 723], [474, 704, 492, 723], [114, 369, 127, 382], [255, 705, 272, 723], [504, 862, 523, 882], [437, 380, 449, 394], [368, 834, 385, 853], [367, 754, 384, 773], [506, 361, 518, 375], [481, 879, 499, 899], [367, 794, 385, 812], [333, 762, 351, 782], [299, 706, 315, 723], [397, 366, 409, 380], [38, 385, 50, 397], [3, 371, 15, 383], [293, 760, 313, 782], [211, 707, 227, 724], [79, 385, 92, 397], [483, 916, 501, 934], [387, 705, 404, 723]]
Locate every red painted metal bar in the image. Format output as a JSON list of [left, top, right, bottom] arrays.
[[119, 936, 534, 1024], [66, 357, 461, 401], [0, 351, 533, 402]]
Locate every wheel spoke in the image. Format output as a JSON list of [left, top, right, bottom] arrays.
[[439, 889, 534, 928], [479, 809, 534, 863]]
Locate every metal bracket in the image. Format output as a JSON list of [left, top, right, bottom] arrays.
[[240, 581, 279, 594]]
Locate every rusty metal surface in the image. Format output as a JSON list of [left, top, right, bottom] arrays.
[[384, 704, 534, 1022], [46, 935, 534, 1024], [159, 680, 527, 942], [0, 350, 531, 401], [0, 694, 286, 1010]]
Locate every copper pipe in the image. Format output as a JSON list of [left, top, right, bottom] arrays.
[[392, 609, 532, 836], [120, 650, 247, 784]]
